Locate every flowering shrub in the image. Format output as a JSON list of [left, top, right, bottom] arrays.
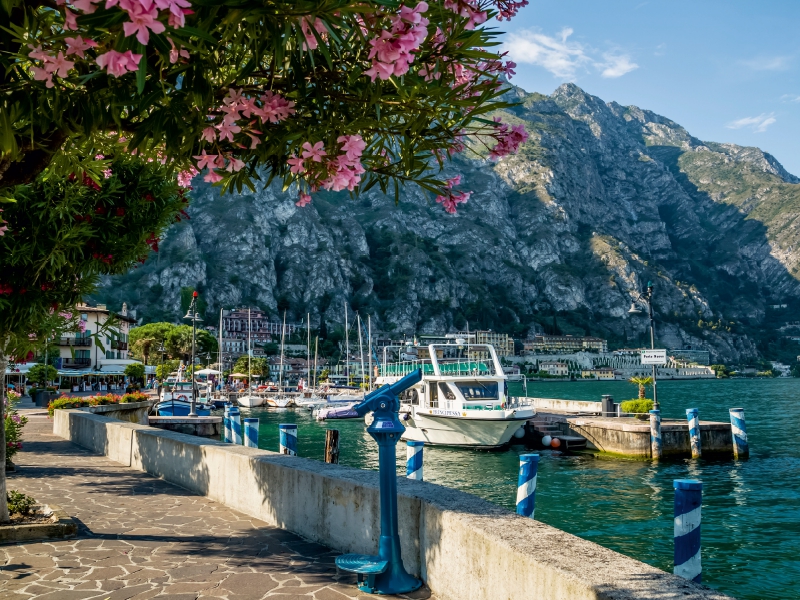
[[47, 391, 149, 416], [5, 392, 27, 466], [2, 0, 529, 214]]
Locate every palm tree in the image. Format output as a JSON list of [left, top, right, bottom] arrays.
[[131, 337, 155, 365], [628, 376, 653, 399]]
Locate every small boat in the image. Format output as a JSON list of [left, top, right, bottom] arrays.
[[376, 342, 535, 448], [237, 392, 266, 408], [314, 402, 360, 421], [155, 380, 213, 416], [265, 394, 295, 408]]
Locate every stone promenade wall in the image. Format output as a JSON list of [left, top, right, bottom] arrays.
[[78, 400, 152, 425], [530, 397, 602, 413], [53, 409, 731, 600]]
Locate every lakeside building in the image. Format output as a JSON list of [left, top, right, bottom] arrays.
[[523, 335, 608, 354], [221, 308, 300, 344], [581, 367, 618, 379], [669, 349, 711, 366], [539, 361, 569, 376], [55, 303, 140, 390]]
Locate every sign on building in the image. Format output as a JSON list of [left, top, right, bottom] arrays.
[[640, 349, 667, 365]]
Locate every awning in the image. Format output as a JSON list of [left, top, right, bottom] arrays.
[[98, 365, 127, 375], [57, 369, 93, 377]]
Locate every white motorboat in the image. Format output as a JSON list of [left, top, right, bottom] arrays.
[[265, 394, 295, 408], [237, 392, 266, 408], [374, 343, 534, 449]]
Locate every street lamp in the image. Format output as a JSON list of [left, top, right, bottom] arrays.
[[183, 291, 203, 417], [628, 281, 659, 411]]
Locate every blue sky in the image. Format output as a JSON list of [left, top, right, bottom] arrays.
[[498, 0, 800, 176]]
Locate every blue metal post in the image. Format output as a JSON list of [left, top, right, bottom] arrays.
[[516, 454, 539, 519], [279, 423, 297, 455], [230, 408, 242, 445], [243, 418, 259, 448], [406, 441, 424, 480], [674, 479, 702, 583], [729, 408, 749, 458], [335, 370, 423, 595], [686, 408, 701, 458], [650, 409, 662, 460], [223, 406, 231, 443]]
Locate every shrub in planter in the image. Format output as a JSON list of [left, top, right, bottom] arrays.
[[7, 491, 36, 515], [620, 399, 654, 418], [121, 392, 148, 404], [5, 393, 27, 466]]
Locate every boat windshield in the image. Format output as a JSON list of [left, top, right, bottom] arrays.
[[455, 381, 498, 400]]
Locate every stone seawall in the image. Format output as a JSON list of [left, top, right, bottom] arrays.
[[53, 409, 732, 600], [78, 400, 152, 425]]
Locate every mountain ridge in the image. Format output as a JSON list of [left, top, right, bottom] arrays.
[[93, 83, 800, 364]]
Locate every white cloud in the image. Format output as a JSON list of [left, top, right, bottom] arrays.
[[726, 113, 777, 133], [741, 56, 791, 71], [502, 28, 590, 79], [780, 94, 800, 103], [502, 28, 638, 80], [599, 53, 639, 78]]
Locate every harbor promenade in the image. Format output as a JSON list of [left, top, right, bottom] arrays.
[[1, 415, 434, 600]]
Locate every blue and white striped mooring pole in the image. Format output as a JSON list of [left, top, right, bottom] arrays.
[[406, 441, 424, 480], [243, 418, 259, 448], [223, 406, 232, 443], [729, 408, 749, 459], [686, 408, 702, 458], [649, 409, 662, 460], [230, 408, 242, 445], [516, 454, 540, 519], [279, 423, 297, 456], [674, 479, 702, 583]]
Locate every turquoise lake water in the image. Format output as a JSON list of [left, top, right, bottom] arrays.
[[239, 379, 800, 600]]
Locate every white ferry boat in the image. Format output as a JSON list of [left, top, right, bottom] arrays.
[[375, 343, 534, 448]]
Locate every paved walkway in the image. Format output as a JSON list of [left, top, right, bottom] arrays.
[[1, 418, 433, 600]]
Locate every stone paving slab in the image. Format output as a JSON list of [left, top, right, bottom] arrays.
[[1, 417, 435, 600]]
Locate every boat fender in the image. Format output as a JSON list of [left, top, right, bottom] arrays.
[[402, 413, 411, 421], [551, 437, 561, 448], [541, 435, 552, 447]]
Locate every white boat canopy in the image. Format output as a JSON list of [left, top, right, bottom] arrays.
[[194, 368, 221, 375]]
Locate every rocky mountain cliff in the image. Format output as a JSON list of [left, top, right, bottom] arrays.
[[93, 83, 800, 364]]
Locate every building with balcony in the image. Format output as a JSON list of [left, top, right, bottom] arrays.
[[221, 308, 300, 345], [56, 303, 139, 380], [523, 335, 608, 354], [538, 361, 569, 376]]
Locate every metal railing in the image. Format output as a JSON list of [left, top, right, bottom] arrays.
[[62, 358, 91, 367], [111, 340, 128, 351], [381, 360, 495, 378], [58, 337, 91, 347]]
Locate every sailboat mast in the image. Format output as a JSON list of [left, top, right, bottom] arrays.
[[344, 302, 349, 381], [218, 308, 223, 387], [313, 336, 319, 389], [306, 312, 310, 390], [248, 308, 251, 388], [357, 314, 365, 391], [278, 310, 286, 392], [368, 315, 373, 392]]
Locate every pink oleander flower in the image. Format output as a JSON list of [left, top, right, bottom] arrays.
[[299, 17, 328, 50], [445, 175, 461, 188], [65, 35, 98, 59], [72, 0, 99, 13], [48, 51, 75, 78], [103, 168, 113, 178], [287, 155, 306, 174], [489, 120, 528, 159], [301, 141, 326, 163], [225, 157, 245, 172], [296, 192, 312, 207], [192, 149, 218, 170], [122, 1, 166, 45], [215, 121, 241, 142], [78, 319, 87, 333], [168, 37, 190, 63], [31, 66, 54, 88], [256, 91, 296, 123], [96, 50, 142, 77], [64, 7, 79, 30], [200, 126, 217, 143], [177, 167, 198, 187], [436, 190, 471, 214], [204, 170, 223, 183], [0, 224, 7, 237], [337, 135, 366, 160]]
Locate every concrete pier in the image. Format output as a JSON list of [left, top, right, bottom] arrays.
[[50, 408, 734, 600], [147, 415, 222, 438], [566, 416, 732, 458]]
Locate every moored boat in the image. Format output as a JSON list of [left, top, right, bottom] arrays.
[[155, 380, 213, 416], [375, 343, 534, 448]]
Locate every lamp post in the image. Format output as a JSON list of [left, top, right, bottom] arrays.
[[183, 291, 203, 417], [628, 281, 659, 411]]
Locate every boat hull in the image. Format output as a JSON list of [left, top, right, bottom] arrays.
[[155, 400, 212, 417], [402, 409, 533, 448], [237, 394, 265, 408]]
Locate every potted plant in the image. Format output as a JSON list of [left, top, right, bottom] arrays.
[[26, 364, 58, 407]]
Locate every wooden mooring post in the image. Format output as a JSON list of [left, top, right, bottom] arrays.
[[324, 429, 340, 464]]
